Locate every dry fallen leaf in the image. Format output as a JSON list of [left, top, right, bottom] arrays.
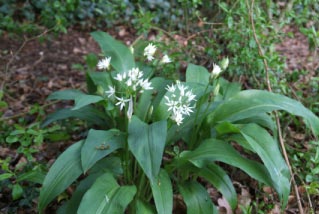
[[218, 196, 233, 214]]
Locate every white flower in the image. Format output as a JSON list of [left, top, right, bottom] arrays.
[[211, 63, 222, 78], [161, 55, 171, 64], [127, 96, 133, 120], [97, 57, 111, 70], [165, 84, 176, 93], [139, 79, 153, 91], [105, 85, 115, 98], [114, 73, 124, 82], [171, 112, 183, 126], [128, 67, 143, 81], [115, 96, 130, 111], [185, 90, 196, 103], [144, 43, 157, 61]]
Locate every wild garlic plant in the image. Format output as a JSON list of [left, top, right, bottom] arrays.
[[39, 32, 319, 214]]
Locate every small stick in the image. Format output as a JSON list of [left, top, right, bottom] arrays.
[[246, 0, 304, 213]]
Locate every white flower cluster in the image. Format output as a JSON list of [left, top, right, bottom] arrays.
[[103, 65, 153, 120], [164, 81, 196, 125], [114, 67, 153, 92]]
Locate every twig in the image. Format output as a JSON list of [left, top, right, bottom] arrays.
[[150, 26, 177, 41], [246, 0, 304, 213]]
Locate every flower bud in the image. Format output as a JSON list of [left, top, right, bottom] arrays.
[[97, 85, 104, 96], [129, 46, 134, 54], [211, 63, 222, 79], [220, 57, 229, 71]]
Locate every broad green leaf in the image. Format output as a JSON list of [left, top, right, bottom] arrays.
[[215, 121, 240, 136], [78, 172, 136, 214], [71, 94, 103, 110], [91, 31, 135, 73], [177, 139, 273, 186], [41, 106, 108, 127], [199, 164, 237, 209], [219, 78, 241, 100], [206, 90, 319, 136], [128, 116, 167, 182], [150, 169, 173, 214], [86, 71, 112, 94], [47, 89, 84, 100], [63, 172, 102, 214], [89, 156, 123, 176], [81, 129, 125, 173], [179, 181, 217, 214], [136, 200, 156, 214], [235, 113, 276, 133], [47, 89, 103, 110], [240, 124, 290, 206], [186, 63, 210, 85], [39, 141, 83, 213]]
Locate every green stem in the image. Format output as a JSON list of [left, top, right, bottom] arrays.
[[189, 80, 212, 149], [137, 170, 148, 199]]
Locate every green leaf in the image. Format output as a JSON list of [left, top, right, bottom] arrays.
[[12, 184, 24, 200], [47, 89, 84, 100], [47, 89, 103, 110], [198, 164, 237, 209], [219, 78, 241, 100], [41, 106, 108, 127], [71, 94, 103, 110], [186, 63, 210, 85], [240, 124, 290, 206], [150, 169, 173, 214], [6, 135, 19, 143], [128, 116, 167, 182], [91, 31, 135, 73], [215, 121, 240, 136], [89, 156, 123, 176], [235, 113, 276, 133], [206, 90, 319, 136], [177, 139, 273, 186], [179, 181, 217, 214], [81, 129, 125, 173], [0, 101, 8, 108], [136, 200, 156, 214], [78, 172, 136, 214], [86, 71, 113, 94], [0, 173, 13, 181], [39, 141, 83, 213], [17, 167, 46, 184], [63, 172, 103, 214]]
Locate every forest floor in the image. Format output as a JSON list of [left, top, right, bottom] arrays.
[[0, 25, 318, 213]]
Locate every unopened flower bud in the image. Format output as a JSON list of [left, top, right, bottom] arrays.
[[97, 85, 104, 96], [220, 57, 229, 71], [129, 46, 134, 54], [211, 63, 222, 79]]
